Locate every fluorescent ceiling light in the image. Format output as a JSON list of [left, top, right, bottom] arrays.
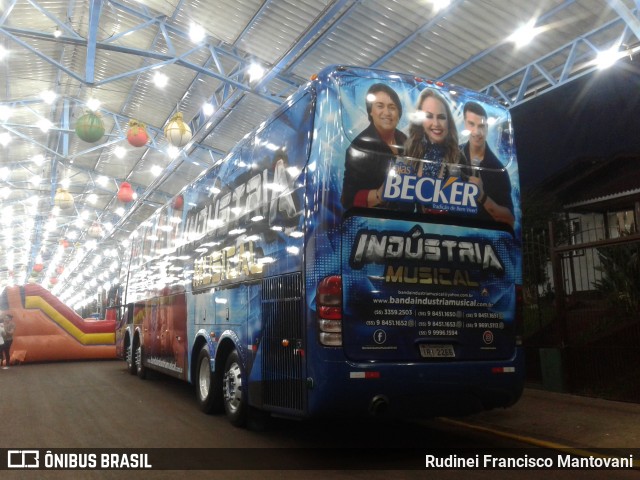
[[114, 146, 126, 158], [248, 63, 265, 83], [431, 0, 450, 12], [189, 23, 206, 43], [0, 105, 11, 121], [0, 132, 11, 146], [153, 72, 168, 88], [202, 102, 214, 116], [37, 118, 53, 132], [167, 145, 180, 159], [595, 46, 623, 69], [40, 90, 57, 104], [87, 98, 101, 111], [508, 20, 538, 48]]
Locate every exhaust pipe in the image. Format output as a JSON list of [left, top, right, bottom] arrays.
[[369, 395, 390, 417]]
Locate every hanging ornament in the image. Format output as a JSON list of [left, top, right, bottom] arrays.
[[127, 119, 149, 147], [54, 188, 74, 209], [117, 181, 134, 203], [50, 277, 58, 285], [164, 112, 192, 147], [88, 222, 104, 238], [33, 263, 44, 273], [172, 194, 184, 210], [75, 111, 105, 143], [56, 266, 65, 275], [60, 239, 70, 249]]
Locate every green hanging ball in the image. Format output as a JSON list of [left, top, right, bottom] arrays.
[[75, 112, 105, 143]]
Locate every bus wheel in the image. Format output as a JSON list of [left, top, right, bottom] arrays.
[[126, 339, 136, 375], [223, 350, 246, 427], [196, 346, 222, 414], [135, 340, 146, 380]]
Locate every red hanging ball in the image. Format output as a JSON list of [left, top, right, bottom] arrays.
[[127, 120, 149, 147], [118, 182, 134, 203], [172, 195, 184, 210]]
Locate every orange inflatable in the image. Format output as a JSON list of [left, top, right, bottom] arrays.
[[0, 284, 116, 364]]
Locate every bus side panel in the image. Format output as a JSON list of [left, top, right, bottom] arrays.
[[192, 284, 249, 362], [177, 91, 314, 407], [302, 73, 354, 412], [135, 290, 188, 380]]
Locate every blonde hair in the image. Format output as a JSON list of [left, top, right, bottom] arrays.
[[404, 89, 460, 170]]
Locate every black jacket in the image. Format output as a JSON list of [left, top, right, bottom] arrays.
[[461, 142, 513, 221], [341, 123, 407, 209]]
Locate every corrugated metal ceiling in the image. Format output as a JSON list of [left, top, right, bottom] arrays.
[[0, 0, 638, 308]]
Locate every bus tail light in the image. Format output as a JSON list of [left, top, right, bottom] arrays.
[[317, 275, 342, 346], [515, 285, 523, 346]]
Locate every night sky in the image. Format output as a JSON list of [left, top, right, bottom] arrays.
[[510, 58, 640, 191]]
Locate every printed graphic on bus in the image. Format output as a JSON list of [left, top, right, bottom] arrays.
[[115, 66, 523, 425]]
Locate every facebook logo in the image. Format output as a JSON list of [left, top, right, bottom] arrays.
[[8, 450, 39, 468], [373, 329, 387, 344]]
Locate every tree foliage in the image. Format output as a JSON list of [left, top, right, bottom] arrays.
[[593, 244, 640, 315], [520, 188, 565, 297]]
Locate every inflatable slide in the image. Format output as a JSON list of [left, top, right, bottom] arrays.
[[0, 284, 116, 364]]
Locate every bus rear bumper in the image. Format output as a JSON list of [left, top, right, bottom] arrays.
[[305, 351, 525, 419]]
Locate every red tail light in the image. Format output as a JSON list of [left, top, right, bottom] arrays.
[[318, 306, 341, 320], [317, 275, 342, 346]]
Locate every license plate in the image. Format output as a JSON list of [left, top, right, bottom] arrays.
[[419, 344, 455, 358]]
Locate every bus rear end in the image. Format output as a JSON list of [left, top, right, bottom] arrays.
[[306, 66, 523, 419]]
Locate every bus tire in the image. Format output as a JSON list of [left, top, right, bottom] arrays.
[[223, 350, 246, 427], [196, 346, 222, 414], [135, 339, 146, 380], [126, 337, 136, 375]]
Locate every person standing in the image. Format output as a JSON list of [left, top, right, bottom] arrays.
[[0, 314, 15, 369], [460, 101, 514, 228], [0, 319, 5, 369]]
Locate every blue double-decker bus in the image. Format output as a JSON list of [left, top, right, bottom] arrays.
[[115, 65, 524, 426]]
